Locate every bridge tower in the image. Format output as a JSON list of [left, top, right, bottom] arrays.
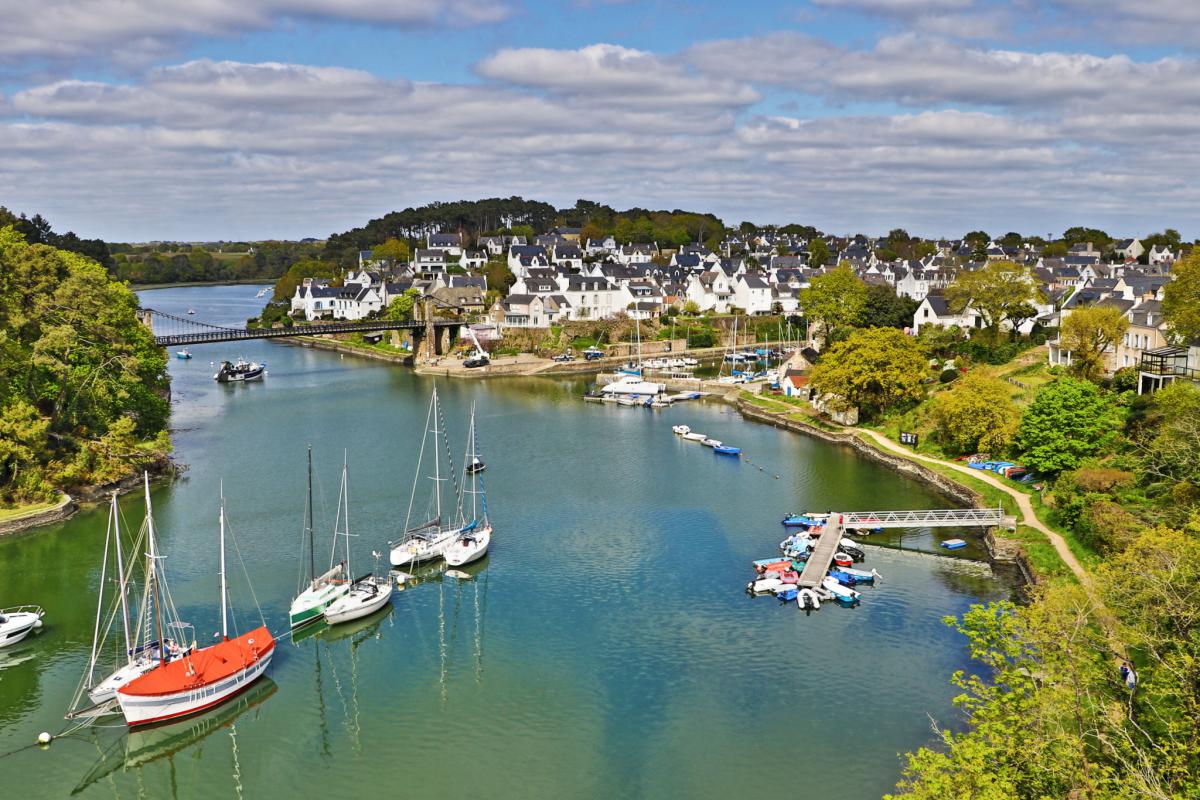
[[136, 309, 154, 334]]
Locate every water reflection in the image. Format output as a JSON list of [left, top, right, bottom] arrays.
[[73, 677, 277, 796]]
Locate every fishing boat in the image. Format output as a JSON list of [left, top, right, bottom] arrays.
[[672, 424, 691, 435], [324, 455, 394, 626], [68, 485, 190, 717], [214, 358, 265, 383], [444, 404, 492, 568], [289, 447, 349, 628], [175, 350, 192, 360], [714, 445, 741, 456], [0, 605, 44, 648], [116, 492, 274, 727], [390, 389, 466, 567]]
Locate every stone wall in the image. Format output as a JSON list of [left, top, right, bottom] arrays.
[[0, 494, 76, 536]]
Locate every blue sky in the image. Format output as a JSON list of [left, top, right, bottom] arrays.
[[2, 0, 1198, 241]]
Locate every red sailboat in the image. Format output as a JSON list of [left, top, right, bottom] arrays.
[[117, 493, 274, 727]]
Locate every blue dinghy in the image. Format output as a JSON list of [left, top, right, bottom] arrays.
[[714, 445, 741, 456]]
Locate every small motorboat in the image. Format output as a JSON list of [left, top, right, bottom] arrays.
[[672, 425, 691, 435], [839, 567, 880, 584], [701, 437, 722, 447], [0, 605, 44, 648], [445, 569, 472, 580], [465, 457, 486, 475], [942, 538, 968, 550], [748, 578, 783, 594], [682, 431, 707, 442], [838, 538, 865, 558], [828, 569, 859, 587], [833, 552, 854, 567], [443, 525, 491, 567], [186, 308, 196, 315], [752, 558, 793, 574], [796, 588, 821, 610], [821, 576, 861, 606], [214, 358, 265, 383], [714, 445, 741, 456], [324, 574, 393, 626], [781, 513, 827, 528], [175, 350, 192, 360]]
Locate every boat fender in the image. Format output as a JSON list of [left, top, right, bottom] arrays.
[[37, 732, 52, 745]]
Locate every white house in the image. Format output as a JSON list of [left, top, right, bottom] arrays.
[[911, 293, 981, 335], [734, 274, 774, 315], [332, 284, 383, 320], [427, 233, 463, 256], [291, 279, 339, 320]]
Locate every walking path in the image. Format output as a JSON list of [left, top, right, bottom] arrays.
[[852, 428, 1091, 588]]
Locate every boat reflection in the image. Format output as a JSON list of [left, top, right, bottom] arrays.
[[72, 677, 278, 795]]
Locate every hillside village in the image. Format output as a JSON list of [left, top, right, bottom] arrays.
[[287, 226, 1197, 385]]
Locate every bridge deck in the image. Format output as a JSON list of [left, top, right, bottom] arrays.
[[841, 507, 1004, 530], [150, 316, 460, 348], [798, 518, 844, 589]]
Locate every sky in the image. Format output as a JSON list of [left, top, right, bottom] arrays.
[[1, 0, 1198, 242]]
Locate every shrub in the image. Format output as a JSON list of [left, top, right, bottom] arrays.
[[939, 368, 959, 383], [1074, 467, 1135, 494]]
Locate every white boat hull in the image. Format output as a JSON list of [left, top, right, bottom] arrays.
[[289, 580, 350, 627], [88, 656, 162, 705], [324, 579, 392, 625], [443, 527, 491, 567], [116, 648, 273, 727], [0, 609, 43, 648], [389, 528, 459, 567]]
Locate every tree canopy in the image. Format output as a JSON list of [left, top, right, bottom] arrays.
[[810, 327, 928, 419], [929, 372, 1021, 456], [1059, 305, 1130, 382], [864, 282, 919, 330], [799, 264, 867, 346], [945, 260, 1042, 335], [1017, 377, 1123, 474], [0, 225, 170, 503], [1162, 251, 1200, 343]]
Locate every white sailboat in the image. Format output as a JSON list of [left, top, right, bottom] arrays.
[[444, 403, 492, 568], [67, 478, 191, 718], [324, 454, 393, 626], [290, 447, 349, 628], [389, 388, 465, 567]]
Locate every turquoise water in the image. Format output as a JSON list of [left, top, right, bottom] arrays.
[[0, 285, 1009, 798]]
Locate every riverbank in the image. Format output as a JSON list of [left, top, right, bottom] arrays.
[[130, 278, 273, 290], [0, 494, 75, 536]]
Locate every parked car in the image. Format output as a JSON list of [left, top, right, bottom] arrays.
[[464, 356, 490, 368], [583, 348, 605, 361], [553, 352, 576, 362]]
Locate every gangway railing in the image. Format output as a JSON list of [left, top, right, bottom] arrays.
[[840, 507, 1005, 529]]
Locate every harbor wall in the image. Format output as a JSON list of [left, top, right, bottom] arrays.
[[0, 494, 75, 537]]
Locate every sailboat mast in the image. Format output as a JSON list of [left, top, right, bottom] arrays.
[[219, 489, 229, 641], [341, 452, 351, 578], [468, 405, 478, 521], [87, 499, 115, 687], [306, 445, 315, 585], [111, 492, 133, 662], [432, 389, 442, 523], [145, 473, 165, 666]]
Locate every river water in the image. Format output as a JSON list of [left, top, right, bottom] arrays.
[[0, 285, 1010, 798]]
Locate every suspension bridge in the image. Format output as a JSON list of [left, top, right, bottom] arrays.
[[139, 308, 463, 350]]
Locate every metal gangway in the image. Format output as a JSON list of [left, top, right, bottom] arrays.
[[796, 506, 1008, 588]]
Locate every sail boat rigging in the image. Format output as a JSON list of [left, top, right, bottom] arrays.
[[389, 388, 465, 567], [324, 452, 393, 625], [290, 446, 349, 628], [115, 490, 274, 727], [444, 403, 492, 567]]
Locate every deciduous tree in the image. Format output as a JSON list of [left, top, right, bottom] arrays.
[[1162, 251, 1200, 343], [929, 373, 1020, 455], [945, 260, 1041, 337], [1017, 377, 1123, 474], [798, 264, 867, 346], [809, 328, 927, 418], [1059, 305, 1129, 381]]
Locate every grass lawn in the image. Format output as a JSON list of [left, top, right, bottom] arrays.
[[0, 497, 62, 522]]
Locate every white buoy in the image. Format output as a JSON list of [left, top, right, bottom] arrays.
[[37, 732, 52, 745]]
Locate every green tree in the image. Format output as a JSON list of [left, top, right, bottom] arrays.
[[807, 238, 830, 268], [1017, 377, 1123, 474], [682, 299, 700, 315], [1162, 251, 1200, 343], [372, 237, 410, 264], [799, 264, 867, 347], [945, 260, 1041, 338], [809, 328, 927, 419], [863, 283, 919, 330], [929, 373, 1021, 455], [1138, 381, 1200, 498], [384, 288, 422, 322], [1059, 305, 1129, 382]]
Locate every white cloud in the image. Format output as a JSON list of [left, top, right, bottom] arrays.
[[688, 31, 1200, 111], [475, 44, 759, 109], [0, 0, 515, 64], [812, 0, 973, 13]]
